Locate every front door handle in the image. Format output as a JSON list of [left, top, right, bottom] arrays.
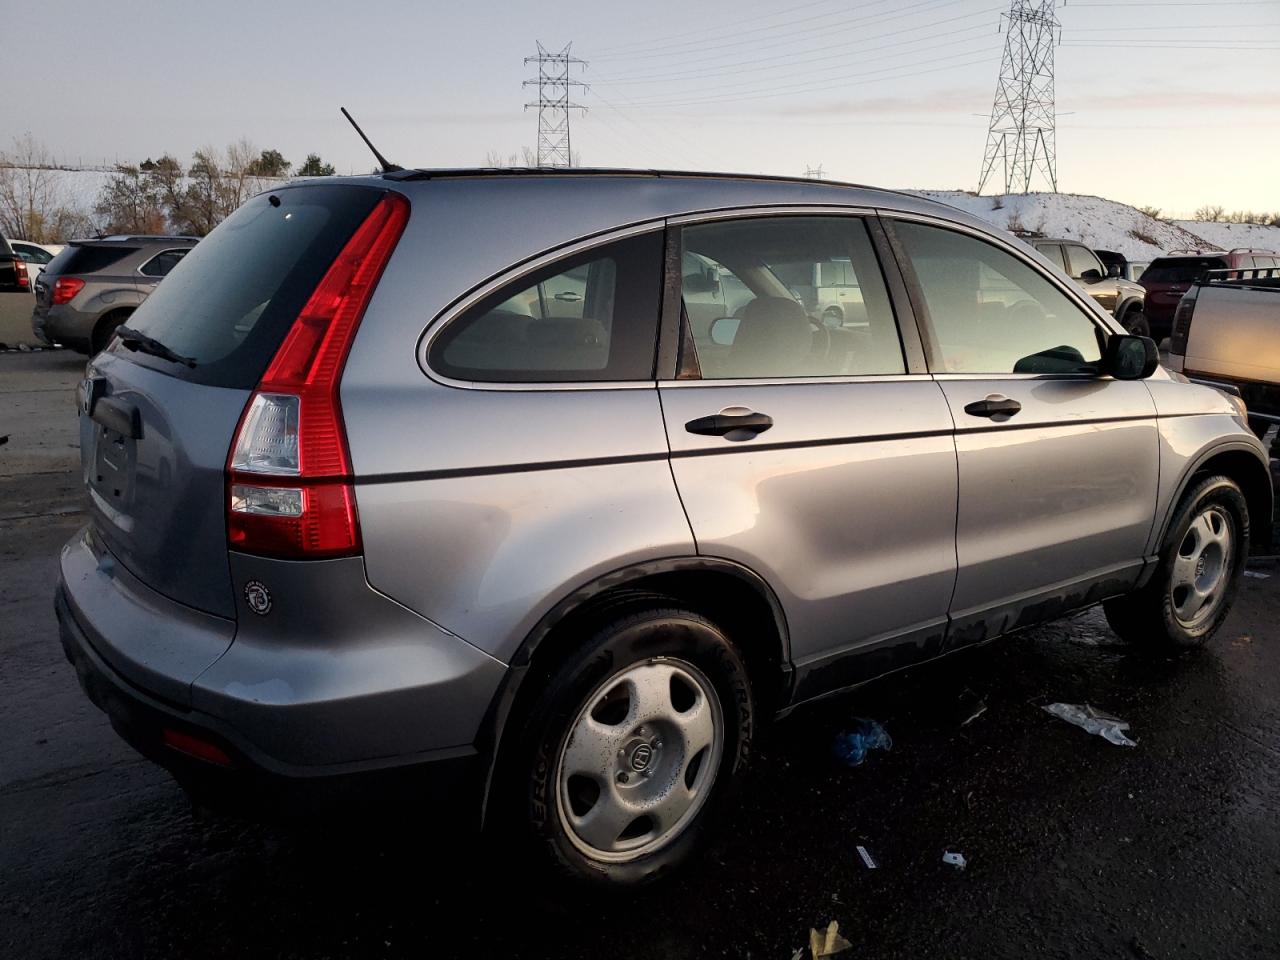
[[685, 408, 774, 439], [963, 395, 1022, 419]]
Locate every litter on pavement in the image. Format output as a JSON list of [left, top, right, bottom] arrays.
[[855, 845, 877, 869], [831, 718, 892, 767], [1244, 570, 1270, 580], [942, 851, 968, 871], [809, 921, 852, 958], [1042, 702, 1138, 747]]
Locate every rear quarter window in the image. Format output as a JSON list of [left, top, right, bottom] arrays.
[[111, 184, 385, 388]]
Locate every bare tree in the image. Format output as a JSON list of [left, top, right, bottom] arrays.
[[0, 134, 90, 242], [1193, 205, 1226, 222]]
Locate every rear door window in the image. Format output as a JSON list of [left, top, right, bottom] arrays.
[[428, 232, 663, 383], [1036, 243, 1066, 272], [114, 184, 385, 388]]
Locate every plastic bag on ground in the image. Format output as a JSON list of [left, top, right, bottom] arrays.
[[809, 921, 852, 958], [1042, 702, 1137, 747], [831, 718, 892, 767]]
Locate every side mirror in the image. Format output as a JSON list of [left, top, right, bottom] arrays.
[[708, 315, 740, 346], [1107, 263, 1122, 279], [1080, 268, 1104, 283], [1106, 334, 1159, 380]]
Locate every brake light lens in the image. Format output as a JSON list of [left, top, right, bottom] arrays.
[[227, 192, 410, 558], [52, 276, 85, 304], [14, 258, 29, 289], [1170, 291, 1197, 357]]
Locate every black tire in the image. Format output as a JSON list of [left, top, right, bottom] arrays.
[[1104, 474, 1249, 649], [1122, 308, 1151, 338], [515, 601, 753, 886], [91, 309, 132, 355]]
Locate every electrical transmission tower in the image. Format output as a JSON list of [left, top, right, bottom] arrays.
[[804, 164, 825, 180], [977, 0, 1061, 195], [524, 42, 588, 167]]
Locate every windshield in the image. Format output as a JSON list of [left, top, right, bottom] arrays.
[[112, 184, 384, 388]]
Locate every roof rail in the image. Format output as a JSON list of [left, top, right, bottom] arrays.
[[1164, 248, 1227, 257], [1228, 247, 1277, 256]]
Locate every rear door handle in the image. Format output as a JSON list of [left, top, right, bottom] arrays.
[[685, 408, 774, 438], [963, 395, 1022, 419]]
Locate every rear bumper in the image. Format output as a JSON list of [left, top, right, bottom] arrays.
[[57, 584, 482, 818], [56, 524, 507, 818], [36, 303, 91, 351]]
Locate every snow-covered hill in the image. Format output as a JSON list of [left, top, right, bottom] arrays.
[[1170, 219, 1280, 253], [916, 191, 1215, 262]]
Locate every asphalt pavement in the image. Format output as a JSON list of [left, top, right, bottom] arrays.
[[1, 350, 1278, 960]]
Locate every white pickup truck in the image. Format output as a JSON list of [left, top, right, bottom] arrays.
[[1167, 266, 1280, 440]]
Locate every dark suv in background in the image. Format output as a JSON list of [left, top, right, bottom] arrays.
[[1140, 249, 1280, 344], [32, 235, 196, 353]]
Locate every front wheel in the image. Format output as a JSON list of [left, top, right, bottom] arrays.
[[518, 603, 753, 886], [1122, 308, 1151, 338], [1104, 474, 1248, 649]]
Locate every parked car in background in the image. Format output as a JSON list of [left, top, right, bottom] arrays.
[[1, 232, 32, 293], [1140, 249, 1280, 343], [31, 235, 197, 353], [1167, 263, 1280, 440], [56, 171, 1270, 888], [1095, 249, 1148, 283], [1033, 238, 1149, 335], [11, 240, 65, 280]]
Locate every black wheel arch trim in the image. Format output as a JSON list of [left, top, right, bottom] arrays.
[[473, 555, 792, 827], [1155, 440, 1273, 554]]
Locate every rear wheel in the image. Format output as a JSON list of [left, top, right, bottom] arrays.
[[517, 602, 753, 886], [1104, 474, 1248, 649], [91, 309, 133, 354]]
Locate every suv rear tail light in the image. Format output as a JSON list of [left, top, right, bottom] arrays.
[[13, 258, 29, 289], [51, 276, 85, 304], [1170, 290, 1197, 356], [227, 192, 409, 559]]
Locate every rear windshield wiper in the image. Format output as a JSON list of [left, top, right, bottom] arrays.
[[115, 326, 197, 368]]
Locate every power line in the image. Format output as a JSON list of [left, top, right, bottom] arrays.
[[978, 0, 1060, 195], [592, 0, 976, 64], [523, 42, 588, 167], [591, 19, 997, 87], [592, 0, 903, 60], [593, 0, 850, 54], [617, 49, 1000, 108]]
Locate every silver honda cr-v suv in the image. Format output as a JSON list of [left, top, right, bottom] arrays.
[[56, 171, 1272, 886]]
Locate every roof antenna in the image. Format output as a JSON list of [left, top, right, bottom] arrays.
[[340, 106, 402, 173]]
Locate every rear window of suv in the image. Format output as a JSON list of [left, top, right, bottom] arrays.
[[1141, 257, 1227, 284], [45, 245, 137, 275], [113, 184, 385, 388]]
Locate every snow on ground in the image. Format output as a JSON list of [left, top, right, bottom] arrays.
[[916, 191, 1212, 262], [1170, 219, 1280, 253]]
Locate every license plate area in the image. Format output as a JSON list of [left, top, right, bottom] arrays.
[[90, 423, 137, 507]]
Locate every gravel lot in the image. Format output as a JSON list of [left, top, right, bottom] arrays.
[[2, 350, 1277, 960]]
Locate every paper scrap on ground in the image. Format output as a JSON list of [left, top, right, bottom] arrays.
[[1042, 702, 1137, 747], [942, 851, 967, 870], [809, 921, 852, 958], [856, 845, 877, 869], [1244, 570, 1270, 580]]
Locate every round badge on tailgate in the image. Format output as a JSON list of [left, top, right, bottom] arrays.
[[244, 580, 272, 616]]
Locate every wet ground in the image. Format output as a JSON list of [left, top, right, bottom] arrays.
[[2, 350, 1278, 960]]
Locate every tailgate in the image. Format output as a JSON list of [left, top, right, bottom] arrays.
[[81, 352, 251, 617]]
